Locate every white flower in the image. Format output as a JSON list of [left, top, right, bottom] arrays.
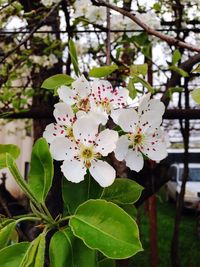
[[58, 75, 91, 107], [85, 6, 107, 24], [91, 79, 129, 124], [50, 116, 118, 187], [58, 75, 129, 125], [114, 94, 167, 172], [41, 0, 60, 7], [73, 0, 91, 18], [43, 103, 76, 143]]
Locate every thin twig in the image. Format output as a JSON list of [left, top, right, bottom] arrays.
[[0, 1, 62, 64], [91, 0, 200, 53]]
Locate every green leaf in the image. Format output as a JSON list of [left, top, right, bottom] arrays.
[[192, 64, 200, 73], [127, 78, 137, 100], [120, 204, 137, 219], [172, 49, 181, 65], [34, 232, 46, 267], [131, 32, 150, 46], [41, 74, 74, 90], [0, 152, 14, 170], [0, 222, 16, 249], [89, 65, 118, 78], [69, 39, 81, 76], [153, 2, 161, 12], [0, 242, 30, 267], [131, 74, 154, 93], [191, 88, 200, 104], [62, 175, 103, 215], [0, 144, 20, 160], [21, 232, 46, 267], [101, 178, 143, 205], [70, 199, 143, 259], [28, 138, 54, 202], [99, 258, 116, 267], [166, 86, 184, 99], [169, 65, 189, 77], [130, 64, 148, 76], [49, 228, 97, 267]]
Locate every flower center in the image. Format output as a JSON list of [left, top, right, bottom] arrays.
[[100, 99, 111, 113], [128, 132, 144, 148], [65, 127, 74, 139], [79, 145, 95, 168], [134, 134, 143, 145], [77, 98, 90, 112]]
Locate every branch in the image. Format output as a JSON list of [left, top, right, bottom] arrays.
[[91, 0, 200, 53], [0, 1, 62, 65]]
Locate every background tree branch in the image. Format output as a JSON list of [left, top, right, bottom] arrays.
[[91, 0, 200, 53]]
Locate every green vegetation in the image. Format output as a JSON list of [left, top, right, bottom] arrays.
[[131, 191, 200, 267]]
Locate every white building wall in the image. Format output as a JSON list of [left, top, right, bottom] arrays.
[[0, 119, 33, 199]]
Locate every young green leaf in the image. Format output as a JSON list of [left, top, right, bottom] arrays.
[[89, 65, 118, 78], [172, 49, 181, 65], [0, 144, 20, 160], [0, 242, 30, 267], [69, 199, 143, 259], [69, 39, 81, 76], [49, 228, 97, 267], [130, 64, 148, 76], [28, 138, 54, 203], [192, 64, 200, 73], [191, 88, 200, 104], [21, 232, 46, 267], [169, 65, 189, 77], [166, 86, 183, 99], [41, 74, 74, 90], [101, 178, 143, 205], [0, 221, 16, 249], [128, 78, 137, 100], [131, 74, 154, 93]]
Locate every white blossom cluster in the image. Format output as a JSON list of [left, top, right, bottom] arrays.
[[41, 0, 60, 7], [72, 0, 160, 32], [43, 75, 167, 187], [30, 54, 58, 68]]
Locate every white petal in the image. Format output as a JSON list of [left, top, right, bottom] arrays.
[[142, 138, 167, 161], [73, 115, 99, 145], [110, 108, 124, 124], [91, 79, 114, 100], [61, 159, 86, 183], [138, 93, 165, 117], [72, 75, 91, 98], [138, 93, 151, 115], [125, 150, 144, 172], [139, 110, 162, 133], [118, 108, 139, 132], [90, 160, 116, 187], [43, 123, 66, 143], [89, 106, 108, 125], [112, 87, 129, 108], [50, 137, 78, 161], [147, 99, 165, 116], [58, 85, 76, 105], [114, 135, 130, 161], [95, 129, 118, 156], [54, 103, 75, 126]]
